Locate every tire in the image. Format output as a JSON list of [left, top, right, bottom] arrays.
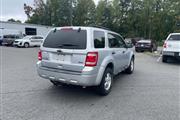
[[125, 57, 134, 74], [162, 55, 168, 63], [50, 80, 68, 87], [150, 48, 154, 53], [96, 68, 113, 96], [135, 49, 139, 52], [50, 80, 60, 86], [24, 43, 29, 48]]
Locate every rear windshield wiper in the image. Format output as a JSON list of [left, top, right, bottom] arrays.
[[57, 44, 78, 48], [62, 44, 78, 46]]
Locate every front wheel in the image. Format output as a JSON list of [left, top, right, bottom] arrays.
[[125, 57, 134, 74], [96, 68, 113, 96], [24, 43, 29, 48]]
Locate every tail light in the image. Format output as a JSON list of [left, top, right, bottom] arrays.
[[85, 52, 98, 67], [38, 50, 42, 60], [163, 42, 167, 48]]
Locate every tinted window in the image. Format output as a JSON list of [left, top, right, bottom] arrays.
[[108, 33, 126, 48], [94, 31, 105, 48], [168, 35, 180, 41], [43, 29, 87, 49], [31, 37, 36, 39], [38, 37, 43, 39]]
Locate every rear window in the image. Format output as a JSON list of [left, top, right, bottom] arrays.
[[43, 29, 87, 49], [168, 35, 180, 41], [94, 31, 105, 48]]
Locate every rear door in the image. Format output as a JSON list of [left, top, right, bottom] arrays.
[[41, 28, 88, 73], [166, 34, 180, 52], [30, 36, 37, 46], [108, 33, 127, 72]]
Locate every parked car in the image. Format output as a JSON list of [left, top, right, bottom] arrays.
[[13, 35, 44, 48], [2, 34, 22, 46], [36, 26, 135, 95], [162, 33, 180, 62], [135, 39, 157, 52]]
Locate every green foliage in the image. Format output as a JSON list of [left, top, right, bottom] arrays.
[[7, 18, 21, 23], [25, 0, 180, 43]]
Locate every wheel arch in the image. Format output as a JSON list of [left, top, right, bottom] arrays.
[[95, 60, 115, 86]]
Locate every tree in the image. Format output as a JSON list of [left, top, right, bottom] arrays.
[[95, 0, 113, 28], [24, 0, 180, 44], [7, 18, 22, 23], [7, 18, 16, 22], [73, 0, 96, 26]]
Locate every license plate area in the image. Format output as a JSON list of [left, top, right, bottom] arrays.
[[51, 53, 71, 62]]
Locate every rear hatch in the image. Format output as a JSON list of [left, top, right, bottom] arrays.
[[165, 34, 180, 52], [41, 27, 88, 73], [136, 40, 151, 48]]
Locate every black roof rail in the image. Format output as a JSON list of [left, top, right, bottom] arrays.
[[88, 24, 110, 30]]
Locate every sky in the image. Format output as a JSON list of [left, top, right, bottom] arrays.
[[0, 0, 100, 23]]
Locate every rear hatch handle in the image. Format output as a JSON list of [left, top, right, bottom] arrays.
[[56, 49, 73, 55]]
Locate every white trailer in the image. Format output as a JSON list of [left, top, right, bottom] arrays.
[[0, 21, 52, 37]]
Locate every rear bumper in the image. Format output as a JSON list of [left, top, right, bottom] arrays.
[[135, 47, 151, 51], [36, 61, 99, 86], [162, 51, 180, 57]]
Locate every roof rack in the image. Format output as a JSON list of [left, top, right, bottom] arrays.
[[88, 24, 110, 30]]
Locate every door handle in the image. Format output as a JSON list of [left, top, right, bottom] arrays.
[[122, 51, 126, 54], [112, 51, 116, 55]]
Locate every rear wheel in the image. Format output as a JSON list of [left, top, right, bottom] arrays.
[[150, 47, 154, 53], [97, 68, 113, 96], [50, 80, 68, 86], [135, 49, 139, 52], [125, 57, 134, 74], [24, 43, 29, 48], [50, 80, 60, 86], [162, 55, 168, 63]]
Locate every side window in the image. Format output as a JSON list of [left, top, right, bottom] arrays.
[[31, 37, 36, 39], [94, 31, 105, 48], [108, 33, 126, 48], [39, 37, 43, 39]]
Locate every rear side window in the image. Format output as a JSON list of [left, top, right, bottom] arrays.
[[168, 35, 180, 41], [43, 29, 87, 49], [94, 31, 105, 48]]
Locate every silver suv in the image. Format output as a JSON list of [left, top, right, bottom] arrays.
[[37, 27, 135, 95]]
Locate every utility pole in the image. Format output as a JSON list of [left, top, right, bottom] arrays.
[[69, 0, 73, 26]]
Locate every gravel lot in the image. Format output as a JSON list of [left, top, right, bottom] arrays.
[[0, 46, 180, 120]]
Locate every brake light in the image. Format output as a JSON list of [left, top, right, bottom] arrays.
[[163, 42, 167, 48], [38, 50, 42, 60], [61, 28, 73, 31], [85, 52, 98, 67]]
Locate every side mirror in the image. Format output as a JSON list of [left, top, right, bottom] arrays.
[[126, 43, 133, 48]]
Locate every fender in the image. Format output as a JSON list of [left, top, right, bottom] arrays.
[[127, 50, 135, 66], [95, 55, 114, 85]]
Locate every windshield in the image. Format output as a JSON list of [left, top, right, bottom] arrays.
[[168, 35, 180, 41], [43, 29, 87, 49]]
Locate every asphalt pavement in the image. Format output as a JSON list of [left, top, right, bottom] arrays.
[[0, 46, 179, 120]]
